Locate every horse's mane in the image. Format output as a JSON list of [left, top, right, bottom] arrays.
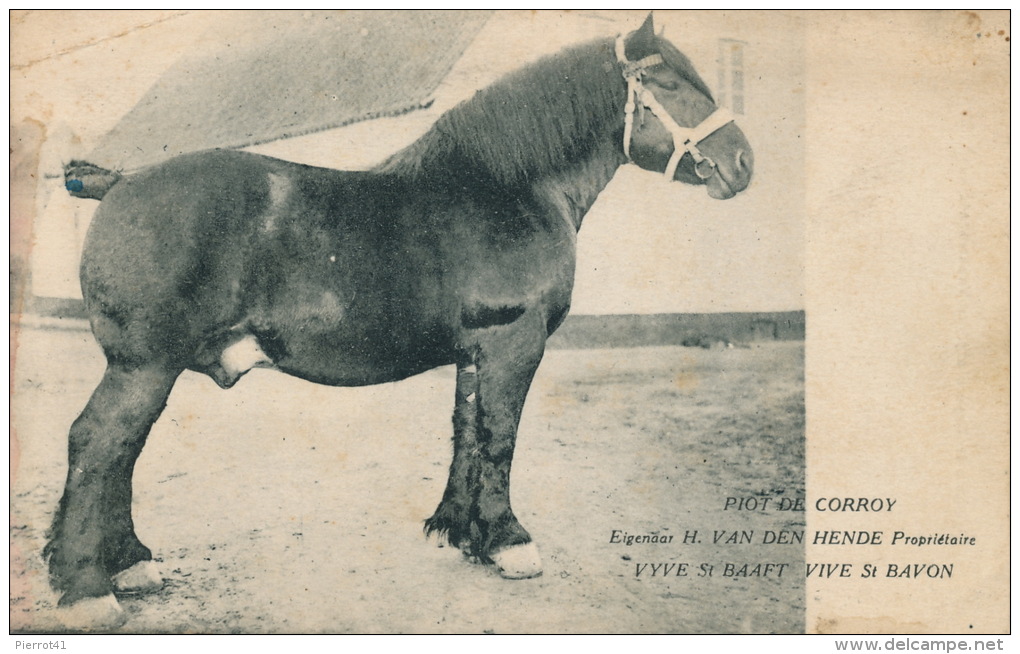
[[375, 37, 622, 188], [375, 33, 716, 189]]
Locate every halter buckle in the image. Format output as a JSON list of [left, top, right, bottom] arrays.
[[682, 140, 717, 179], [693, 156, 718, 180], [621, 54, 662, 81]]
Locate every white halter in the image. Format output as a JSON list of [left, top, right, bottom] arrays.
[[616, 35, 735, 180]]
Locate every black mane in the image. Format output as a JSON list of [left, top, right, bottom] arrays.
[[376, 33, 717, 189], [376, 37, 623, 188]]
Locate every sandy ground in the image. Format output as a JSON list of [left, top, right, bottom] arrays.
[[11, 326, 804, 634]]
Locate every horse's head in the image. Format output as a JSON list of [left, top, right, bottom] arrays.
[[618, 15, 753, 199]]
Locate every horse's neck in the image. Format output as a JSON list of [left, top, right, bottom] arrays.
[[531, 137, 626, 232]]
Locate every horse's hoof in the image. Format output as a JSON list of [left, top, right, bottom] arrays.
[[58, 594, 126, 631], [461, 550, 485, 565], [112, 560, 163, 594], [490, 542, 543, 579]]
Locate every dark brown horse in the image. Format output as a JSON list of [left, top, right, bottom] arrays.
[[47, 15, 752, 627]]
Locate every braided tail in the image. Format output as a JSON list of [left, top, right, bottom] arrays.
[[64, 160, 122, 200]]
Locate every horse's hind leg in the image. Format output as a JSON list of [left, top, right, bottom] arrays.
[[427, 313, 545, 579], [45, 362, 179, 626]]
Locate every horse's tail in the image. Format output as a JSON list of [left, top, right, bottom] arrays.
[[64, 160, 122, 200]]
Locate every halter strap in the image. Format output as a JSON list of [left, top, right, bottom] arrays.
[[616, 34, 735, 180]]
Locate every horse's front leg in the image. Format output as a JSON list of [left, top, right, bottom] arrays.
[[428, 312, 546, 579], [45, 362, 180, 627]]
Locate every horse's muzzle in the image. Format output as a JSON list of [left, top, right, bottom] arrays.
[[705, 146, 753, 200]]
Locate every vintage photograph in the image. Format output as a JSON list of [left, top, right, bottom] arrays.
[[9, 10, 1007, 637]]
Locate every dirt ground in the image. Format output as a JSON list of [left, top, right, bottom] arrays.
[[11, 325, 804, 634]]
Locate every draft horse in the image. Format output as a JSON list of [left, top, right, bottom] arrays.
[[47, 15, 753, 625]]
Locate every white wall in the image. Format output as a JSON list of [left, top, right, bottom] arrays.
[[15, 10, 229, 301], [571, 12, 805, 314]]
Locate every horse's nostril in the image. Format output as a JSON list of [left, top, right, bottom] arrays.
[[737, 149, 754, 174]]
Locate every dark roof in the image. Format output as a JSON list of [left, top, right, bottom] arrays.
[[88, 10, 491, 172]]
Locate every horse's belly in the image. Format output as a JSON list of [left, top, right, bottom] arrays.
[[195, 325, 451, 388], [276, 325, 455, 386], [276, 353, 446, 387]]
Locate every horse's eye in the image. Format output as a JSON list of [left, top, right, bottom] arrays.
[[652, 78, 679, 91]]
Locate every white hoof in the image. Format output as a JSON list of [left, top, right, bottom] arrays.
[[112, 560, 164, 594], [491, 542, 543, 579], [58, 593, 125, 631]]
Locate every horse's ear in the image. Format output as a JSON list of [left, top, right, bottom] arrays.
[[627, 12, 657, 59], [640, 12, 655, 34]]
